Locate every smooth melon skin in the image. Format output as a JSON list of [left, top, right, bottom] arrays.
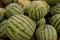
[[0, 20, 7, 38], [36, 25, 57, 40], [6, 14, 36, 40], [51, 3, 60, 16], [49, 14, 60, 33], [28, 1, 50, 21], [5, 3, 24, 18], [2, 0, 13, 5]]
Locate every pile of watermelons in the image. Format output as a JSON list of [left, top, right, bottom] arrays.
[[0, 0, 60, 40]]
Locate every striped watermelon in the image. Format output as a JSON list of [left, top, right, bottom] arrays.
[[45, 0, 60, 5], [6, 3, 24, 18], [19, 1, 31, 15], [0, 20, 7, 38], [36, 25, 57, 40], [0, 8, 7, 22], [37, 18, 46, 27], [51, 3, 60, 16], [6, 14, 36, 40], [49, 14, 60, 33], [28, 1, 50, 21], [2, 0, 13, 5]]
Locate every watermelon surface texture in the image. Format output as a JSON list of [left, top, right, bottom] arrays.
[[28, 1, 50, 21], [36, 25, 57, 40], [6, 14, 36, 40], [49, 14, 60, 33], [51, 3, 60, 16], [6, 3, 24, 18]]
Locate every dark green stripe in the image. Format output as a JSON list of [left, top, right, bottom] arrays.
[[7, 30, 15, 40], [35, 6, 37, 21], [8, 6, 22, 14], [9, 5, 23, 14], [9, 20, 30, 39], [50, 15, 57, 24], [6, 8, 12, 16], [9, 4, 23, 11], [41, 7, 44, 19], [50, 26, 54, 40], [10, 19, 31, 37], [53, 17, 60, 28], [39, 28, 43, 40], [44, 27, 46, 40], [38, 6, 40, 21], [53, 9, 59, 15], [29, 7, 32, 18], [14, 15, 33, 32], [12, 15, 33, 32], [31, 7, 35, 20], [8, 25, 23, 40], [43, 30, 46, 40], [56, 19, 60, 30], [36, 5, 38, 21], [19, 15, 34, 29], [32, 7, 35, 20], [40, 7, 43, 19], [47, 25, 50, 40], [7, 26, 17, 40], [6, 22, 15, 40]]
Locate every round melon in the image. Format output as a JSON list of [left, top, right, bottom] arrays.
[[28, 1, 50, 21], [49, 14, 60, 33], [6, 14, 36, 40], [0, 8, 7, 22], [0, 20, 7, 38], [45, 0, 60, 5], [6, 3, 24, 18], [2, 0, 13, 5], [19, 1, 31, 15], [51, 3, 60, 16], [37, 18, 46, 27], [36, 25, 57, 40]]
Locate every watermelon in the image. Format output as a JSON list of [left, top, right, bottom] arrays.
[[36, 25, 57, 40], [0, 8, 7, 22], [6, 14, 36, 40], [37, 18, 46, 27], [51, 3, 60, 16], [6, 3, 24, 18], [49, 14, 60, 33], [0, 20, 7, 38], [2, 0, 13, 5], [28, 1, 50, 21], [45, 0, 60, 5], [18, 1, 31, 15]]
